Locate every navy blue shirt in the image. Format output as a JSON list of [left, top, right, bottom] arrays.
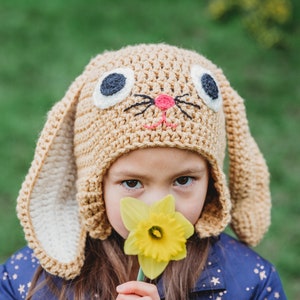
[[0, 233, 286, 299]]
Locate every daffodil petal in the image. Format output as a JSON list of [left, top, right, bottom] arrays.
[[120, 197, 149, 230], [124, 232, 139, 255], [174, 212, 194, 238], [172, 247, 187, 261], [151, 194, 175, 214], [138, 255, 168, 280]]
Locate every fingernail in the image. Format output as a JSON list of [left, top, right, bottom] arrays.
[[116, 284, 124, 292]]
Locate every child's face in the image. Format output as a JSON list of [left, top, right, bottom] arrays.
[[103, 147, 209, 238]]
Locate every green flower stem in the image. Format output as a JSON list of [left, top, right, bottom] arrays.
[[137, 267, 145, 281]]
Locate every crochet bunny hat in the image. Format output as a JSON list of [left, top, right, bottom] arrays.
[[17, 44, 271, 279]]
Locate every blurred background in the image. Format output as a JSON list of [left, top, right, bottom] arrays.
[[0, 0, 299, 298]]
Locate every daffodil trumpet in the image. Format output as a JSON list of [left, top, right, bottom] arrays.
[[120, 194, 194, 280]]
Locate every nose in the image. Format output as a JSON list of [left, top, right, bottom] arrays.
[[141, 189, 173, 206], [154, 94, 175, 111]]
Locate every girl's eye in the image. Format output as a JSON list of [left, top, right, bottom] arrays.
[[121, 180, 142, 190], [174, 176, 194, 186], [93, 67, 135, 109]]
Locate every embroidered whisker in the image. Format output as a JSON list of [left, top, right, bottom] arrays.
[[134, 94, 155, 101], [175, 97, 201, 110], [134, 103, 153, 116], [174, 93, 189, 99], [176, 103, 193, 119], [124, 100, 153, 112], [176, 99, 200, 110]]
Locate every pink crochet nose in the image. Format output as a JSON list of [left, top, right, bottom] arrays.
[[154, 94, 175, 111]]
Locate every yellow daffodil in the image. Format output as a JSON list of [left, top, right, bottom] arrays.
[[120, 194, 194, 279]]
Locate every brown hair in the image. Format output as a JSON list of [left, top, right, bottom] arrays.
[[26, 174, 217, 299], [27, 232, 210, 300]]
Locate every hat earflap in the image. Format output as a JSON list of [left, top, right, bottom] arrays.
[[17, 75, 87, 279], [223, 85, 271, 246]]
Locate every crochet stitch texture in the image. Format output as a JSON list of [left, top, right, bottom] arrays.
[[17, 44, 271, 279]]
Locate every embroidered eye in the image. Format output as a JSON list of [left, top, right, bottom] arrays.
[[190, 65, 222, 112], [93, 67, 135, 109]]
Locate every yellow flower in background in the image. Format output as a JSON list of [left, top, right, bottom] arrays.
[[207, 0, 292, 48], [120, 194, 194, 279]]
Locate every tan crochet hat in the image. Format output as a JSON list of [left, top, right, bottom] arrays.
[[17, 44, 271, 279]]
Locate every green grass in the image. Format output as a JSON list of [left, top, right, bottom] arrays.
[[1, 0, 299, 298]]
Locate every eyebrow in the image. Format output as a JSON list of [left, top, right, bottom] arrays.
[[171, 167, 208, 178], [108, 166, 207, 180], [107, 170, 150, 180]]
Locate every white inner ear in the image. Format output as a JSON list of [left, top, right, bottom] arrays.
[[29, 120, 81, 264]]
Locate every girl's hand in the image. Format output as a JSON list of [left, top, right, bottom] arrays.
[[116, 281, 160, 299]]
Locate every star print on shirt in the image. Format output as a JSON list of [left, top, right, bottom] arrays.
[[18, 284, 25, 294], [259, 270, 267, 280], [15, 253, 24, 260], [210, 276, 220, 286], [274, 292, 280, 298]]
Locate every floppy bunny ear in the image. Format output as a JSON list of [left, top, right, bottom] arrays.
[[223, 86, 271, 246], [17, 74, 87, 279]]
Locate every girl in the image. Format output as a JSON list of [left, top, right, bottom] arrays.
[[0, 44, 286, 299]]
